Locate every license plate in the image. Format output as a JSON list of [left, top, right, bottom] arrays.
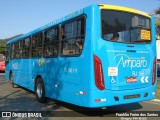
[[126, 77, 137, 83], [124, 94, 140, 99]]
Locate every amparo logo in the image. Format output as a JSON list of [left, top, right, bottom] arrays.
[[114, 54, 147, 70]]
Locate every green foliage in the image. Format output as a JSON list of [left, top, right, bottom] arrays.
[[155, 18, 160, 25], [157, 11, 160, 14], [0, 34, 22, 54], [0, 46, 5, 54], [155, 7, 160, 15], [155, 18, 160, 35], [157, 24, 160, 29], [154, 7, 160, 27], [156, 80, 160, 99]]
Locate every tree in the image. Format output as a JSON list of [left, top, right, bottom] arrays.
[[153, 7, 160, 38], [0, 34, 22, 54], [155, 7, 160, 14]]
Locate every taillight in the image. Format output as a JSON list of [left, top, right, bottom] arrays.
[[94, 55, 105, 90], [152, 58, 156, 85]]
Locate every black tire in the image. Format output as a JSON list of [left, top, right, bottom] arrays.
[[9, 73, 14, 88], [35, 77, 47, 103]]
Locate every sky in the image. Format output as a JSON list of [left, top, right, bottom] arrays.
[[0, 0, 160, 39]]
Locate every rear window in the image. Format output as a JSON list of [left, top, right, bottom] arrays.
[[101, 10, 151, 44]]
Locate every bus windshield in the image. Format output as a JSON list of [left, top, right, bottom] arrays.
[[101, 10, 151, 43]]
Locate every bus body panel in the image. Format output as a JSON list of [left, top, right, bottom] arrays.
[[95, 41, 156, 90], [78, 85, 156, 108], [89, 7, 157, 107], [5, 5, 157, 108], [44, 5, 95, 105]]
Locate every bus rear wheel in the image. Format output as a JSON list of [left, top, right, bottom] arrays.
[[35, 78, 47, 103], [9, 73, 15, 88]]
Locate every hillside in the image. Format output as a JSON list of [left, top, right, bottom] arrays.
[[0, 34, 22, 54]]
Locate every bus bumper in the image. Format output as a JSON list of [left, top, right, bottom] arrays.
[[80, 85, 156, 108]]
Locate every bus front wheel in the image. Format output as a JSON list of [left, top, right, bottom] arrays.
[[35, 78, 47, 103]]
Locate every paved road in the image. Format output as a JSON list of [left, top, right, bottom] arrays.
[[0, 73, 160, 119]]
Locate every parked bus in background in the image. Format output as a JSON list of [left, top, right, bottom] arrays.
[[5, 4, 157, 108], [0, 54, 5, 72]]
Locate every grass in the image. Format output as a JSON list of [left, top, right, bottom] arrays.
[[156, 79, 160, 99]]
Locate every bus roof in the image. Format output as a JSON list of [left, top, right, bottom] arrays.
[[7, 4, 151, 44], [99, 4, 151, 18]]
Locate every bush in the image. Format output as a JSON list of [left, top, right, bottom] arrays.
[[0, 46, 6, 54]]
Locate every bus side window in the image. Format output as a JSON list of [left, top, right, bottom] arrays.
[[15, 41, 20, 59], [61, 17, 85, 56], [31, 33, 43, 58], [23, 37, 31, 58], [11, 43, 15, 59], [44, 26, 59, 57], [61, 27, 65, 39], [19, 40, 23, 58], [5, 44, 10, 61]]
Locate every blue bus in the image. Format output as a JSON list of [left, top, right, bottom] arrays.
[[5, 4, 157, 108]]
